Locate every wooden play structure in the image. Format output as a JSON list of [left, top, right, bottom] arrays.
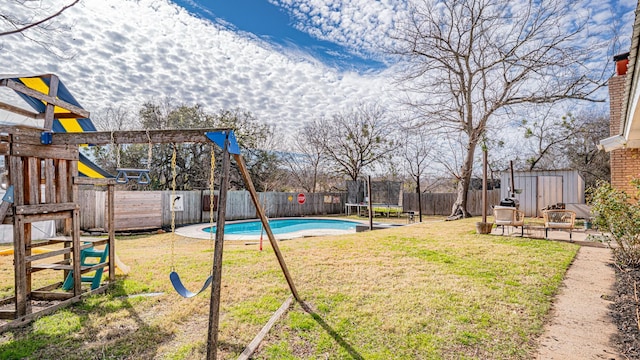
[[0, 125, 116, 323], [0, 75, 301, 359], [0, 75, 118, 330]]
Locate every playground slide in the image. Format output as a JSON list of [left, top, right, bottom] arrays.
[[0, 248, 53, 256], [114, 254, 130, 274]]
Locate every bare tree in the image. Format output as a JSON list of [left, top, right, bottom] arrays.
[[392, 0, 604, 219], [515, 107, 610, 188], [312, 104, 399, 182], [565, 110, 610, 190], [1, 1, 80, 57], [402, 127, 433, 222], [83, 106, 137, 175], [242, 128, 287, 192], [90, 100, 282, 191], [93, 105, 137, 132], [283, 127, 326, 193], [518, 107, 577, 171], [0, 1, 79, 36]]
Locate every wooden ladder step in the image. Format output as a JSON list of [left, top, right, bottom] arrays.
[[0, 310, 16, 320], [30, 263, 73, 271], [14, 202, 77, 215], [80, 263, 109, 273], [25, 247, 72, 262], [31, 291, 74, 301]]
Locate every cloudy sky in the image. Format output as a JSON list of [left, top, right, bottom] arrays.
[[0, 0, 637, 146]]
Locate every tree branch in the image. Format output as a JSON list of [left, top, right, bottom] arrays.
[[0, 0, 80, 37]]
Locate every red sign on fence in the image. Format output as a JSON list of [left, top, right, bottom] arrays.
[[297, 193, 306, 204]]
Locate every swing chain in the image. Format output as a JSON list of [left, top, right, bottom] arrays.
[[111, 131, 120, 169], [209, 145, 215, 244], [170, 143, 177, 271], [167, 143, 216, 298], [146, 130, 153, 170]]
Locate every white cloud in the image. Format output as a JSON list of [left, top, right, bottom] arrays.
[[0, 0, 635, 155], [0, 0, 395, 142], [269, 0, 408, 61]]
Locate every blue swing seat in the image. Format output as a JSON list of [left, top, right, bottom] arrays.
[[169, 271, 213, 298]]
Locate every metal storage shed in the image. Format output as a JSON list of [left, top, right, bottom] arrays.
[[499, 170, 585, 217]]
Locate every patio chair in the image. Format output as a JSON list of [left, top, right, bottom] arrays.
[[493, 206, 525, 236], [543, 209, 576, 241]]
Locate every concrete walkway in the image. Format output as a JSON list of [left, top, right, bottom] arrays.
[[535, 246, 622, 359], [490, 226, 622, 358]]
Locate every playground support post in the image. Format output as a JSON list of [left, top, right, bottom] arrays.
[[367, 176, 373, 230], [233, 153, 301, 302], [482, 149, 488, 223], [207, 135, 231, 360]]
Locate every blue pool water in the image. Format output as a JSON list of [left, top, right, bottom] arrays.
[[204, 218, 360, 236]]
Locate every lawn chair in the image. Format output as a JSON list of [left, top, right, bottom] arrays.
[[543, 209, 576, 241], [493, 206, 525, 236]]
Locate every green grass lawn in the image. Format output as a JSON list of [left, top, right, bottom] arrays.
[[0, 217, 578, 359]]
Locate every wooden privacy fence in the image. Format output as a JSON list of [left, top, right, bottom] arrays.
[[224, 191, 345, 220], [79, 190, 346, 231], [80, 190, 162, 231], [403, 189, 501, 216]]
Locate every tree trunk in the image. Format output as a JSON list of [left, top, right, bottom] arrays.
[[416, 174, 423, 222], [448, 140, 476, 220], [312, 169, 317, 193]]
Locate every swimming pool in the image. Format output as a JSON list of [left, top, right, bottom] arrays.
[[203, 218, 361, 237]]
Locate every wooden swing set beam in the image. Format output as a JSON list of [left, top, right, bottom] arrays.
[[47, 129, 233, 146], [0, 102, 93, 120], [0, 78, 90, 120]]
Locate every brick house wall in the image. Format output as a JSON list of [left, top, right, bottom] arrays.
[[609, 74, 640, 195]]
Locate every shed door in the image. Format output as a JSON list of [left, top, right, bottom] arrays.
[[513, 176, 538, 217], [537, 176, 563, 216]]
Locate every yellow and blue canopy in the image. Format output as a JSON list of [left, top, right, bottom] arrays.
[[9, 75, 112, 178]]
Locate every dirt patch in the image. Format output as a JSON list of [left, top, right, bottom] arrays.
[[611, 266, 640, 359]]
